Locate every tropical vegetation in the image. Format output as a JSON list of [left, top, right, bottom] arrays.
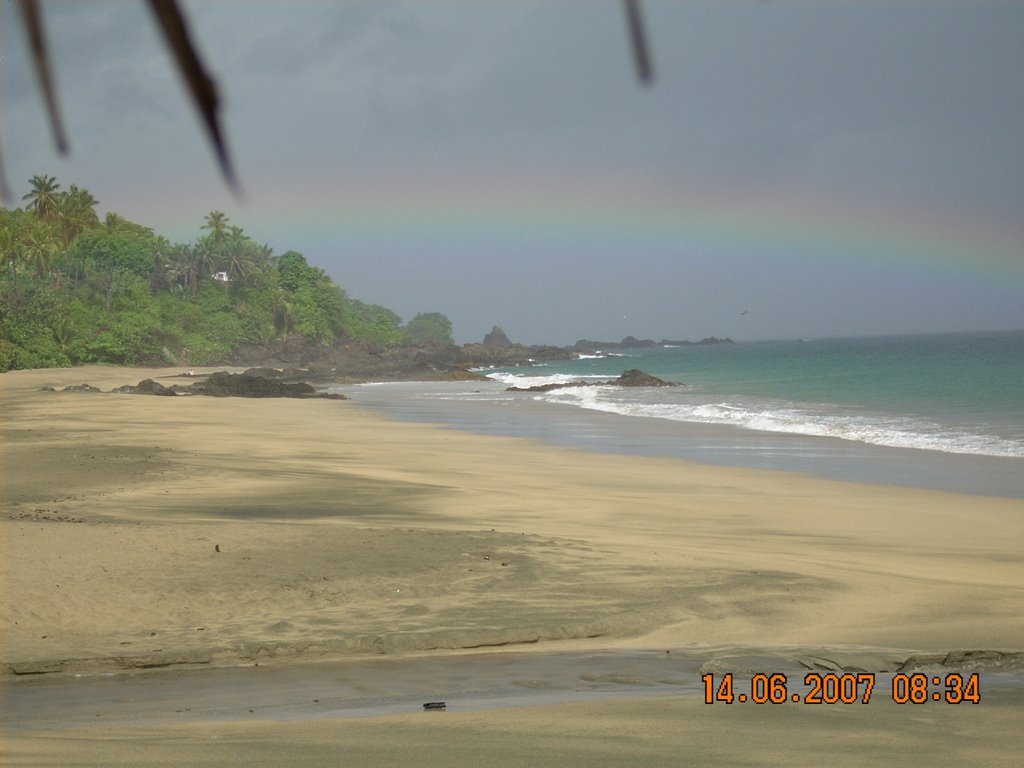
[[1, 175, 453, 371]]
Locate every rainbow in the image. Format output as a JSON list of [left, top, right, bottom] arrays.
[[122, 167, 1024, 282]]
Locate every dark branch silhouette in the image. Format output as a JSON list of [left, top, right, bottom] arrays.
[[3, 1, 653, 203], [146, 0, 238, 193], [624, 0, 654, 85], [18, 0, 69, 155]]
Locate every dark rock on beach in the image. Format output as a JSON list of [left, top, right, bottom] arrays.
[[186, 371, 345, 399], [240, 367, 313, 382], [61, 383, 102, 393], [112, 378, 178, 396], [107, 371, 348, 400], [896, 649, 1024, 674]]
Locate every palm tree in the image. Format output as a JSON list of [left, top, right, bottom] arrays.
[[148, 235, 173, 291], [254, 242, 274, 272], [67, 185, 99, 216], [0, 222, 22, 276], [168, 244, 200, 293], [22, 226, 59, 279], [193, 238, 219, 282], [104, 212, 130, 233], [51, 316, 75, 353], [257, 320, 278, 349], [102, 212, 154, 238], [201, 210, 229, 242], [276, 295, 296, 338], [56, 185, 100, 247], [220, 226, 257, 283], [22, 174, 62, 222]]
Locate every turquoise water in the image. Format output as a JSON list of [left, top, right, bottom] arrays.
[[486, 332, 1024, 458], [342, 331, 1024, 497]]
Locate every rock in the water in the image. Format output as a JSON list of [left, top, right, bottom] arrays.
[[611, 369, 680, 387], [506, 381, 590, 392], [483, 325, 512, 347], [507, 369, 680, 393]]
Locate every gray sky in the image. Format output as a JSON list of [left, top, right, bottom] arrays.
[[3, 0, 1022, 344]]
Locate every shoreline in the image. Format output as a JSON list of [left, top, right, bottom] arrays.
[[3, 365, 1023, 765], [3, 365, 1023, 673], [6, 644, 1023, 732], [340, 379, 1024, 499]]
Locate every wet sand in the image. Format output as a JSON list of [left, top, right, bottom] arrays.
[[2, 365, 1023, 765]]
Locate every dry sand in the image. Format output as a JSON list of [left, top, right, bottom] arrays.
[[2, 365, 1023, 766]]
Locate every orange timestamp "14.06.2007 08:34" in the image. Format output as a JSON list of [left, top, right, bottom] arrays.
[[701, 672, 981, 705]]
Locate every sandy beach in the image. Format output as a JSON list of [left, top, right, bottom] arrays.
[[2, 365, 1023, 766]]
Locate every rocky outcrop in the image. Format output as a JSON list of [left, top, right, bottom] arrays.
[[221, 332, 731, 382], [482, 326, 512, 347], [112, 378, 178, 396], [185, 372, 346, 399], [573, 337, 657, 350], [506, 381, 590, 393], [612, 369, 678, 387], [99, 372, 348, 399], [572, 336, 733, 351], [661, 337, 734, 346], [895, 650, 1024, 674], [507, 369, 681, 392], [61, 383, 102, 393]]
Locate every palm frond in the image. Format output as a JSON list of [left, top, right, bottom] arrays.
[[18, 0, 69, 152], [623, 0, 654, 85], [146, 0, 239, 193]]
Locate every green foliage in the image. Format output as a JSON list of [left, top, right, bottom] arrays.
[[404, 312, 454, 346], [276, 251, 321, 291], [342, 299, 407, 345], [0, 282, 71, 369], [70, 228, 154, 278], [0, 177, 428, 372], [22, 175, 62, 222]]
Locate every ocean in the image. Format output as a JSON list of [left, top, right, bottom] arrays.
[[339, 331, 1024, 499]]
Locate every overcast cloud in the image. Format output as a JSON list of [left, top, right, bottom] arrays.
[[3, 1, 1022, 344]]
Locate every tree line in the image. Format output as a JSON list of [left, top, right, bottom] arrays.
[[0, 174, 453, 371]]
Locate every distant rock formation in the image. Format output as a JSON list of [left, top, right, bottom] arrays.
[[572, 336, 732, 351], [482, 325, 512, 347], [661, 337, 734, 346]]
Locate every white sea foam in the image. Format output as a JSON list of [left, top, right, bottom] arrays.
[[531, 385, 1024, 458], [486, 371, 609, 389]]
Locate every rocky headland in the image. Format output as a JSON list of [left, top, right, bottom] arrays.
[[572, 336, 733, 351], [218, 330, 732, 384]]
